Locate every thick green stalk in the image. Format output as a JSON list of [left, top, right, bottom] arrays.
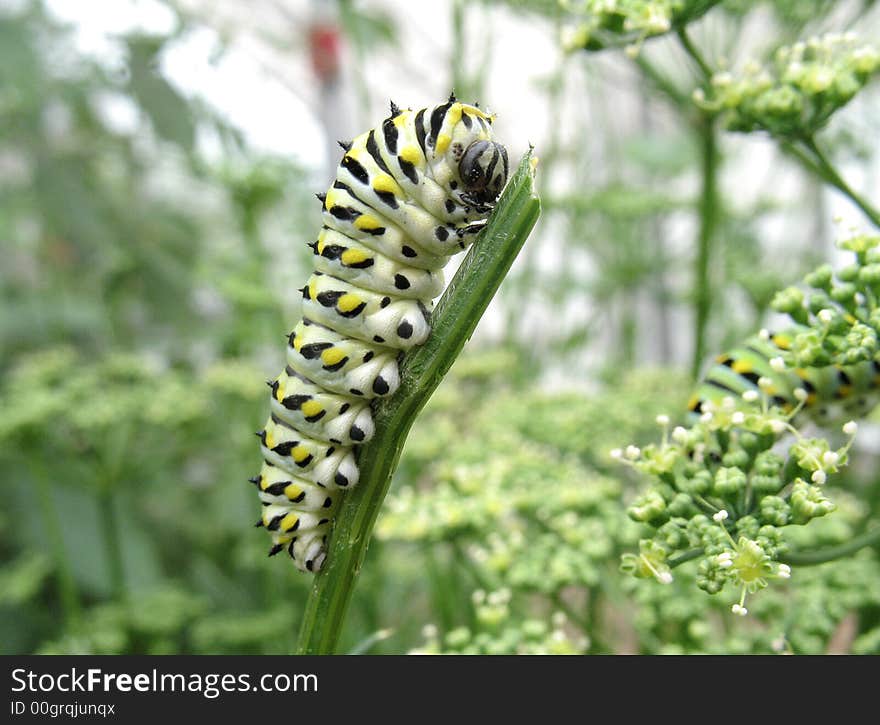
[[691, 117, 719, 379], [782, 527, 880, 566], [802, 136, 880, 230], [32, 460, 80, 626], [296, 153, 540, 654]]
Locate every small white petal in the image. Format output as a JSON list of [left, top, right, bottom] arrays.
[[731, 412, 746, 425], [657, 572, 673, 584], [812, 469, 827, 485]]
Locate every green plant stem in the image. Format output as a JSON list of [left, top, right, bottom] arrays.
[[782, 527, 880, 566], [669, 548, 704, 568], [691, 117, 720, 379], [296, 153, 540, 654], [676, 27, 712, 80], [98, 488, 127, 603], [802, 136, 880, 229], [32, 460, 80, 626]]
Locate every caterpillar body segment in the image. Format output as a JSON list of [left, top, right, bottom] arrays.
[[689, 326, 880, 426], [253, 96, 509, 572], [259, 416, 360, 489], [269, 367, 375, 446], [311, 232, 446, 299], [286, 320, 401, 399]]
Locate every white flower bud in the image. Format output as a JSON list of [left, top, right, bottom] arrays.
[[625, 445, 641, 460], [812, 469, 827, 485], [742, 390, 760, 403], [843, 420, 858, 436], [777, 564, 791, 579], [656, 414, 670, 426], [818, 309, 834, 324], [672, 426, 689, 444], [770, 357, 786, 372], [793, 388, 808, 402], [731, 412, 746, 425], [713, 510, 729, 523], [822, 451, 839, 468]]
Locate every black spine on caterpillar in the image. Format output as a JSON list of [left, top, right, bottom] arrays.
[[251, 97, 509, 572]]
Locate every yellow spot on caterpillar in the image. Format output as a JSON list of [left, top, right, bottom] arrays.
[[399, 145, 422, 166], [341, 248, 371, 267], [716, 354, 730, 363], [461, 103, 493, 122], [264, 429, 275, 448], [317, 237, 326, 254], [372, 173, 402, 196], [807, 392, 818, 406], [274, 379, 285, 402], [284, 483, 304, 500], [447, 103, 462, 127], [732, 359, 753, 374], [687, 395, 699, 411], [301, 400, 324, 419], [325, 188, 347, 207], [393, 112, 409, 128], [354, 214, 382, 232], [435, 133, 451, 155], [276, 534, 293, 545], [794, 368, 809, 379], [337, 293, 364, 314], [280, 513, 299, 532], [291, 445, 311, 463], [772, 334, 792, 350], [320, 347, 347, 367], [838, 385, 852, 398], [308, 279, 318, 300]]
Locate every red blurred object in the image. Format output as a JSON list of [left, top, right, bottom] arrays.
[[308, 23, 342, 81]]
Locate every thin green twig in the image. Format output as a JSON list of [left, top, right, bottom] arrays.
[[782, 527, 880, 566], [296, 152, 540, 654]]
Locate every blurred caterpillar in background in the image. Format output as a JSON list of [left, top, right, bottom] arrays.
[[251, 95, 509, 572], [689, 325, 880, 425]]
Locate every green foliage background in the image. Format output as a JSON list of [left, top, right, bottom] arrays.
[[1, 0, 879, 654]]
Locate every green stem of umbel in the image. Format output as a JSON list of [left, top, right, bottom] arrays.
[[799, 136, 880, 230], [32, 459, 81, 627], [691, 116, 719, 380], [295, 152, 541, 655]]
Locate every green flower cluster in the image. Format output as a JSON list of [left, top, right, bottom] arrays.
[[628, 491, 880, 653], [772, 232, 880, 368], [696, 33, 880, 136], [560, 0, 719, 53], [617, 403, 858, 615], [0, 347, 265, 446], [412, 593, 588, 655]]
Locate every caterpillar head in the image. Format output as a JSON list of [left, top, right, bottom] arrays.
[[428, 99, 508, 216], [458, 139, 508, 211]]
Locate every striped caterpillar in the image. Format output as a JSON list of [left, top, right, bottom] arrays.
[[689, 325, 880, 425], [251, 95, 509, 572]]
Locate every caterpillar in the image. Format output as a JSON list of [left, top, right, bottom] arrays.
[[688, 326, 880, 425], [250, 95, 509, 572]]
